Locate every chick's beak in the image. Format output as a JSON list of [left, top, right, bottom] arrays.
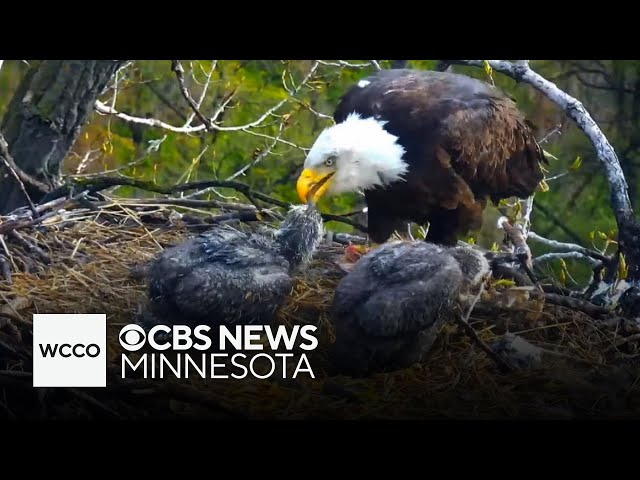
[[297, 168, 334, 204]]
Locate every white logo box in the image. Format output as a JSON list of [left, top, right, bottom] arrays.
[[32, 314, 107, 388]]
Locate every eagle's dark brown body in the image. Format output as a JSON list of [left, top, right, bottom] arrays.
[[334, 69, 547, 245]]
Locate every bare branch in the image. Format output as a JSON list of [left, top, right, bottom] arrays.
[[71, 136, 168, 179], [538, 124, 563, 145], [45, 176, 368, 232], [94, 101, 200, 133], [95, 62, 320, 135], [0, 133, 51, 194], [528, 231, 610, 263], [545, 171, 570, 182], [454, 281, 517, 372], [242, 129, 309, 152], [498, 216, 536, 282], [534, 251, 602, 268], [0, 134, 48, 217], [182, 60, 217, 128], [316, 60, 373, 68], [226, 121, 285, 181], [172, 60, 214, 130]]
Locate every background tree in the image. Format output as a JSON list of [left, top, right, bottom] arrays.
[[0, 60, 125, 213]]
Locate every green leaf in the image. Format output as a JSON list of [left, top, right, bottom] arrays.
[[570, 155, 582, 170], [539, 179, 550, 192]]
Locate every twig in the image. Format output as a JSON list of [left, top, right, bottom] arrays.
[[0, 136, 40, 218], [316, 60, 374, 68], [183, 60, 217, 128], [96, 61, 320, 135], [171, 60, 214, 130], [545, 171, 570, 182], [7, 231, 51, 265], [540, 292, 610, 318], [226, 121, 285, 181], [534, 251, 602, 268], [46, 176, 368, 232], [498, 216, 537, 283], [538, 124, 563, 145], [605, 333, 640, 352], [0, 132, 50, 194], [454, 282, 517, 372], [332, 233, 368, 245], [109, 197, 257, 212], [528, 231, 610, 263]]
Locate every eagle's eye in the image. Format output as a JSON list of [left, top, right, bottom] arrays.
[[325, 155, 337, 167]]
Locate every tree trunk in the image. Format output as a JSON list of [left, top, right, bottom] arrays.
[[0, 60, 126, 213]]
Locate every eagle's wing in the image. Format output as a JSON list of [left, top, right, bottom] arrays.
[[437, 94, 547, 203], [334, 69, 547, 205]]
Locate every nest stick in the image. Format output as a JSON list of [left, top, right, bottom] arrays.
[[454, 282, 517, 372]]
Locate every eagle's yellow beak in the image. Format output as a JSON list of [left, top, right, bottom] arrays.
[[297, 168, 334, 204]]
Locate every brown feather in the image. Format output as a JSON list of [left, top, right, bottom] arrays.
[[334, 69, 547, 245]]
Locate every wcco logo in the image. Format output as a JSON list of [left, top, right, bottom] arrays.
[[39, 343, 101, 358], [33, 314, 107, 388]]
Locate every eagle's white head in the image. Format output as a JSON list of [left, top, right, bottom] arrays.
[[297, 113, 408, 203]]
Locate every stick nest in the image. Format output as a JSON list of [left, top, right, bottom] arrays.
[[1, 201, 640, 420]]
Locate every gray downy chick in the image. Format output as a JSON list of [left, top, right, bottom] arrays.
[[139, 204, 324, 330], [329, 241, 490, 377]]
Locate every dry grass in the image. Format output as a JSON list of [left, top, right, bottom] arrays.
[[1, 204, 640, 420]]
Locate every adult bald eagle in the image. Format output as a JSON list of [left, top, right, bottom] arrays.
[[296, 68, 548, 245]]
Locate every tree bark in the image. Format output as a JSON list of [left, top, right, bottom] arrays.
[[0, 60, 125, 214]]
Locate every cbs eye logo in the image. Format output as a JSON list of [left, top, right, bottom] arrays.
[[119, 324, 147, 352]]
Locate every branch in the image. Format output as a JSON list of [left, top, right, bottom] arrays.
[[316, 60, 374, 68], [95, 62, 320, 135], [534, 251, 602, 268], [0, 133, 51, 194], [541, 292, 610, 318], [528, 231, 611, 263], [454, 281, 516, 372], [44, 176, 368, 233], [182, 60, 217, 128], [497, 216, 537, 282], [171, 60, 214, 130], [225, 121, 285, 181]]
